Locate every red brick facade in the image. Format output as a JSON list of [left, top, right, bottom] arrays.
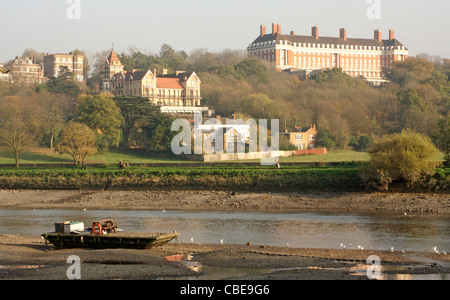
[[248, 24, 409, 85]]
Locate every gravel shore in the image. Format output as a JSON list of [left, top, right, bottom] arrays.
[[0, 189, 448, 280]]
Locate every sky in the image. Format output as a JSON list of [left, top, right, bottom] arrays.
[[0, 0, 449, 63]]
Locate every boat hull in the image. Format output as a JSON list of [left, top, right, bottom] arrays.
[[42, 232, 179, 250]]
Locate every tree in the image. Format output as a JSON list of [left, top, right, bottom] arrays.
[[362, 130, 440, 190], [44, 66, 81, 99], [433, 117, 450, 165], [349, 135, 373, 152], [146, 114, 178, 151], [35, 90, 74, 149], [74, 94, 124, 152], [0, 96, 38, 167], [55, 122, 97, 165], [113, 96, 160, 148], [316, 129, 335, 149]]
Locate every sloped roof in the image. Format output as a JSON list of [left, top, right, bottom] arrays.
[[156, 77, 184, 89], [251, 33, 407, 49], [107, 50, 122, 65]]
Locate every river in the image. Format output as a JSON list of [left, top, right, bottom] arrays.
[[0, 209, 448, 253]]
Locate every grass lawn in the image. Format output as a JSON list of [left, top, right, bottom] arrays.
[[0, 148, 191, 165], [0, 148, 444, 165], [280, 150, 370, 163]]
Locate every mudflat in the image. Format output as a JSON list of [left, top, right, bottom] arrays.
[[0, 189, 448, 216]]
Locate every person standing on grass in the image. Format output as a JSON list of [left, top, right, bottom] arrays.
[[81, 158, 86, 170]]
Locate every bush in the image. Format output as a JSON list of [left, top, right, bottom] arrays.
[[362, 130, 441, 190]]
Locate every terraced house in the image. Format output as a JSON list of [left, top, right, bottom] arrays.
[[102, 50, 208, 115], [248, 23, 409, 85]]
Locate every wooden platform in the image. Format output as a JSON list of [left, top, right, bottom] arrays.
[[42, 231, 179, 250]]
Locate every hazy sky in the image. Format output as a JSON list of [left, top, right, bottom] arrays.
[[0, 0, 449, 63]]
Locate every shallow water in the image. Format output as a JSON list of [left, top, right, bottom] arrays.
[[0, 209, 448, 253]]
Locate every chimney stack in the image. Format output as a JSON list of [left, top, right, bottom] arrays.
[[374, 29, 382, 42], [389, 29, 395, 41], [340, 28, 347, 41], [290, 30, 296, 36], [277, 24, 281, 34], [260, 25, 266, 37], [312, 26, 319, 39], [272, 23, 278, 35]]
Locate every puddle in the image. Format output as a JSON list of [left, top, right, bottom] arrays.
[[349, 264, 450, 280], [163, 253, 270, 280]]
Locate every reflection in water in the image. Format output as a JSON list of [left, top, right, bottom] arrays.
[[0, 209, 448, 252]]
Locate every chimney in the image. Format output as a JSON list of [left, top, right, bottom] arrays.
[[312, 26, 319, 39], [272, 23, 278, 35], [389, 29, 395, 41], [277, 24, 281, 34], [340, 28, 347, 41], [260, 25, 266, 37], [374, 29, 382, 42], [290, 30, 296, 36]]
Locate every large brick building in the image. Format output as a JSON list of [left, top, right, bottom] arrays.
[[10, 56, 46, 85], [44, 52, 84, 82], [248, 23, 409, 85]]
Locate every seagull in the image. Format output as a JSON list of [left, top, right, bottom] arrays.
[[340, 243, 345, 249], [433, 246, 440, 254], [190, 237, 194, 243], [357, 245, 362, 250], [83, 208, 86, 211], [286, 242, 290, 248], [220, 239, 223, 245], [391, 247, 394, 252], [443, 251, 447, 255]]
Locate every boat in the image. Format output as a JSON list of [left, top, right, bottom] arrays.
[[41, 219, 179, 250]]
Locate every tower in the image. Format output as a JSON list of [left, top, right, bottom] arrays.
[[101, 49, 124, 93]]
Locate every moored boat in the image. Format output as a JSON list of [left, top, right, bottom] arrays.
[[41, 219, 179, 250]]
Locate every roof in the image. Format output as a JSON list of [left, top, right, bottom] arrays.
[[251, 33, 407, 49], [113, 69, 151, 81], [107, 51, 122, 65], [156, 77, 184, 89]]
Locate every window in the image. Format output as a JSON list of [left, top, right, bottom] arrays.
[[295, 134, 303, 140], [309, 134, 314, 141]]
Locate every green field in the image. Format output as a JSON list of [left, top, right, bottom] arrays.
[[0, 148, 444, 165], [0, 148, 190, 165]]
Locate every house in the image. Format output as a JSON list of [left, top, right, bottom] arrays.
[[43, 52, 84, 82], [102, 50, 211, 116], [10, 57, 46, 85], [289, 124, 317, 150], [248, 23, 409, 85], [192, 116, 251, 154]]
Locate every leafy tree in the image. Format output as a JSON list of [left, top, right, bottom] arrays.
[[362, 130, 440, 190], [74, 94, 124, 152], [146, 114, 178, 151], [397, 88, 426, 111], [433, 117, 450, 165], [55, 122, 97, 165], [349, 135, 373, 152], [44, 66, 81, 99], [113, 96, 160, 148], [316, 129, 335, 149]]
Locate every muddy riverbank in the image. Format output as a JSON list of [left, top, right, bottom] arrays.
[[0, 234, 449, 280], [0, 189, 448, 216]]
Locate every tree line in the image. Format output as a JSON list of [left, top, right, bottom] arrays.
[[0, 45, 449, 167]]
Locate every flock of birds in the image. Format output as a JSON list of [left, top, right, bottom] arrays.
[[82, 208, 447, 255], [337, 242, 447, 255], [185, 237, 448, 255]]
